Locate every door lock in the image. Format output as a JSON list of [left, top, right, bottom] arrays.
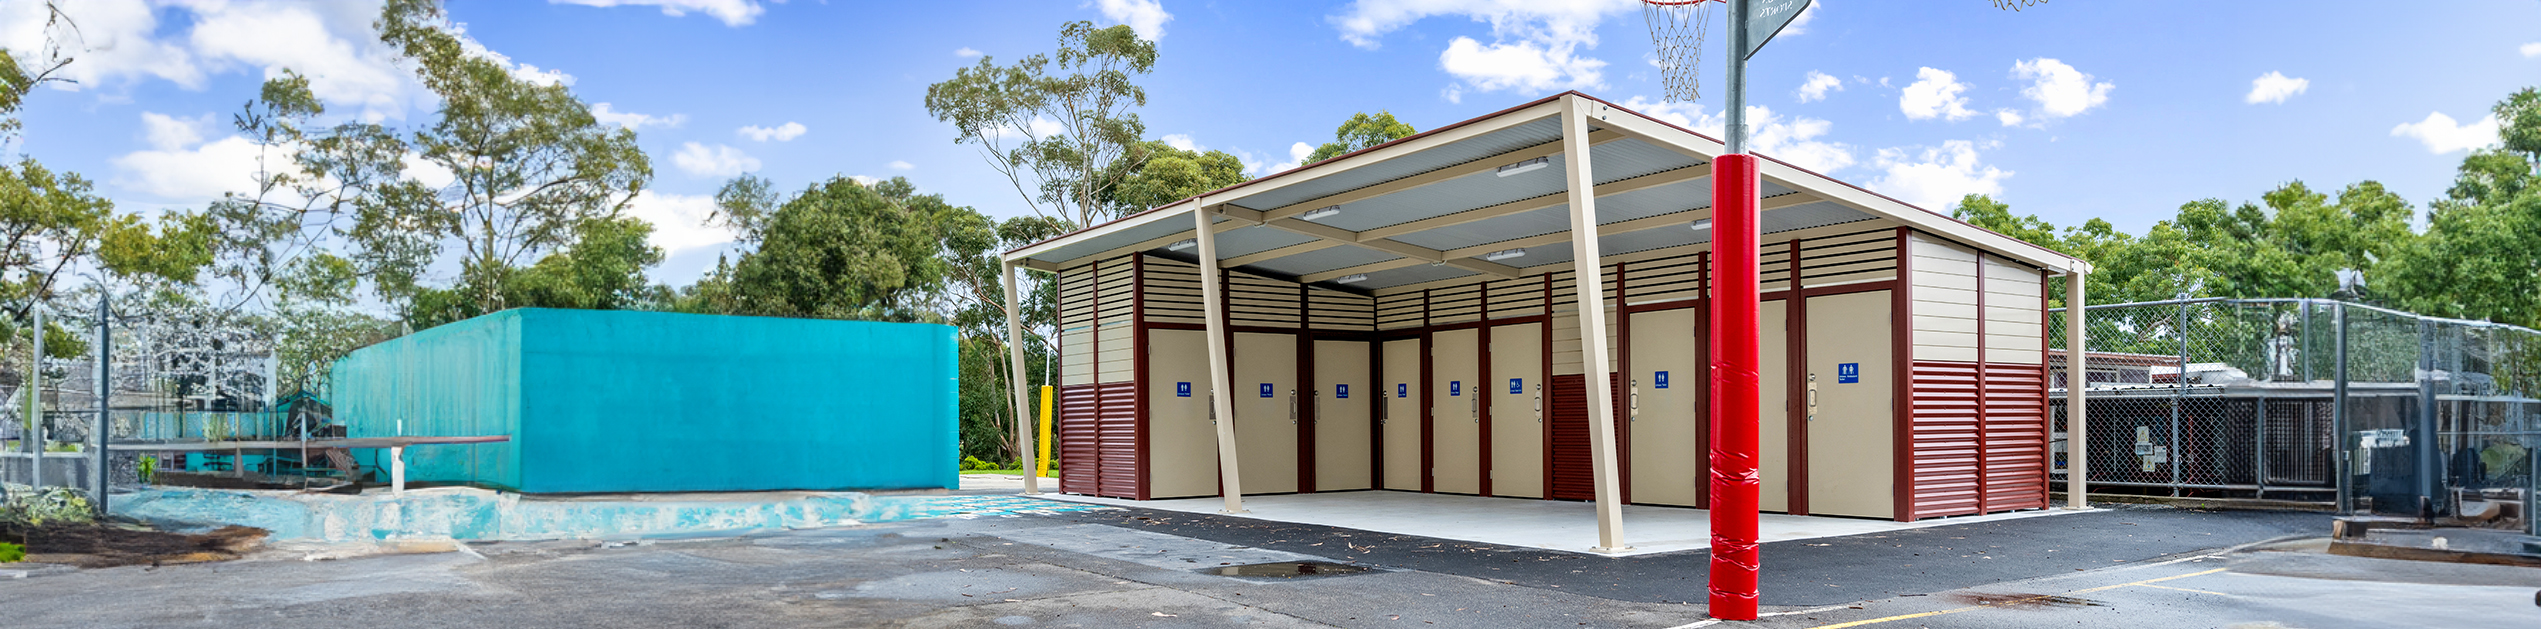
[[1807, 374, 1819, 422]]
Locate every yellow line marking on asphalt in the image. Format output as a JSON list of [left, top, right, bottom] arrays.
[[1806, 568, 2230, 629], [2137, 583, 2229, 596]]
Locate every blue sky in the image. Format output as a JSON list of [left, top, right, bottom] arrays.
[[6, 0, 2538, 289]]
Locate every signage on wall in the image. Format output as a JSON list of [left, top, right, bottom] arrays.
[[1177, 382, 1191, 397], [1398, 383, 1408, 398], [1837, 363, 1860, 384], [1450, 381, 1462, 396], [1336, 384, 1350, 399], [1509, 378, 1524, 394], [1655, 370, 1670, 389], [1260, 383, 1275, 398]]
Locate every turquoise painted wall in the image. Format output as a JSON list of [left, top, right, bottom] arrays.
[[333, 309, 957, 493]]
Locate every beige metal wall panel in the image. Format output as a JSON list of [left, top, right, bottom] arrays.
[[1096, 324, 1136, 384], [1628, 307, 1705, 507], [1489, 322, 1546, 498], [1308, 288, 1377, 332], [1232, 332, 1301, 494], [1061, 329, 1095, 386], [1550, 308, 1621, 376], [1760, 299, 1791, 513], [1428, 285, 1486, 326], [1381, 338, 1424, 490], [1313, 340, 1374, 491], [1145, 329, 1220, 498], [1980, 257, 2047, 365], [1908, 234, 1985, 363], [1806, 290, 1897, 519], [1141, 257, 1206, 326], [1430, 328, 1482, 494], [1792, 230, 1901, 288], [1622, 254, 1707, 305], [1376, 293, 1426, 330], [1096, 258, 1136, 323], [1484, 277, 1549, 320], [1058, 262, 1100, 386]]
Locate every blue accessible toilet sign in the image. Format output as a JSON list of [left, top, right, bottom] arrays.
[[1510, 378, 1524, 394], [1398, 383, 1408, 398], [1450, 381, 1462, 396]]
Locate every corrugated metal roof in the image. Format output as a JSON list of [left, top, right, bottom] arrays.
[[1028, 212, 1232, 265], [1209, 225, 1318, 259], [1229, 117, 1566, 213], [1244, 246, 1403, 277], [1349, 262, 1480, 290]]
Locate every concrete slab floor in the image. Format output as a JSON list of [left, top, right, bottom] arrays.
[[1034, 491, 2077, 556]]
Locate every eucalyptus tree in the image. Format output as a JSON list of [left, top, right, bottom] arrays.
[[925, 20, 1158, 230], [1301, 111, 1417, 166]]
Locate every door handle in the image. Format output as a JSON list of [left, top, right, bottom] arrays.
[[1289, 388, 1299, 425], [1534, 382, 1543, 423], [1629, 379, 1640, 422], [1807, 374, 1819, 422]]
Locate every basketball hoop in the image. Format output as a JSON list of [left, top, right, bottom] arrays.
[[1642, 0, 1720, 104], [1991, 0, 2047, 10]]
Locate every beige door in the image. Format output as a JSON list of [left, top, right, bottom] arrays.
[[1628, 307, 1704, 507], [1806, 291, 1896, 518], [1489, 323, 1545, 498], [1314, 340, 1373, 491], [1233, 333, 1300, 494], [1381, 339, 1423, 490], [1147, 329, 1219, 498], [1760, 300, 1790, 513], [1431, 329, 1482, 494]]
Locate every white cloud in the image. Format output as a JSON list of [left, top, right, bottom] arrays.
[[0, 0, 203, 91], [1795, 70, 1842, 102], [1994, 109, 2024, 127], [672, 142, 760, 177], [623, 190, 733, 254], [1780, 1, 1818, 37], [140, 112, 212, 150], [2391, 111, 2501, 154], [847, 174, 881, 185], [1161, 134, 1200, 151], [591, 103, 686, 130], [1899, 67, 1975, 121], [550, 0, 765, 27], [955, 47, 983, 57], [185, 1, 420, 121], [1331, 0, 1635, 95], [2522, 42, 2541, 58], [1091, 0, 1172, 41], [2011, 58, 2112, 119], [1247, 142, 1315, 176], [736, 122, 807, 142], [988, 116, 1064, 141], [1868, 140, 2010, 209], [888, 160, 914, 171], [1618, 97, 1854, 174], [2243, 71, 2308, 105]]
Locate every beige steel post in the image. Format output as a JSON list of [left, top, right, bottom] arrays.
[[2064, 271, 2088, 509], [1002, 260, 1040, 495], [1562, 95, 1630, 553], [1192, 203, 1249, 513]]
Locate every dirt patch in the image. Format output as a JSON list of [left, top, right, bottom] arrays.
[[1945, 592, 2109, 610], [1, 522, 268, 568]]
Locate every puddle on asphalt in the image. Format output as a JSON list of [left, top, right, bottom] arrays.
[[1946, 592, 2109, 609], [1202, 561, 1375, 580]]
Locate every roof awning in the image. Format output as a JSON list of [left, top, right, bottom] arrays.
[[1004, 92, 2086, 292]]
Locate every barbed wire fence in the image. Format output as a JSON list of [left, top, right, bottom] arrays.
[[2052, 297, 2541, 534]]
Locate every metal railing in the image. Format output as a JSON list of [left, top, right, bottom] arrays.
[[2051, 298, 2541, 534]]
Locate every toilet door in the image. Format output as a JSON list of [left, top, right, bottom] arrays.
[[1804, 290, 1896, 518], [1760, 300, 1791, 513], [1381, 338, 1424, 491], [1313, 340, 1373, 491], [1489, 322, 1545, 498], [1430, 329, 1481, 494], [1232, 333, 1299, 494], [1628, 307, 1704, 507]]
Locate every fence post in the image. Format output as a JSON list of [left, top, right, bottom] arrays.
[[2332, 302, 2351, 514], [29, 304, 43, 490], [2171, 298, 2187, 496], [92, 295, 109, 515], [2415, 320, 2438, 522]]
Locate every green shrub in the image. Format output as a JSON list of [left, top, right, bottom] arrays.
[[959, 455, 1009, 471], [0, 542, 23, 563], [138, 456, 158, 484], [0, 485, 94, 527]]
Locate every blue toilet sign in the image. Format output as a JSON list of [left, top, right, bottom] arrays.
[[1450, 381, 1462, 396], [1177, 382, 1191, 397], [1397, 383, 1408, 398], [1336, 384, 1350, 399], [1655, 370, 1670, 389], [1260, 383, 1275, 397], [1838, 363, 1860, 384], [1509, 378, 1524, 394]]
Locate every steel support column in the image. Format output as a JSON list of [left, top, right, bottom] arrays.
[[1561, 95, 1629, 554], [2066, 272, 2088, 509], [1193, 204, 1249, 513], [1002, 261, 1040, 495]]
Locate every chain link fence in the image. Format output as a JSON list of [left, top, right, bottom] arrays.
[[2051, 298, 2541, 534]]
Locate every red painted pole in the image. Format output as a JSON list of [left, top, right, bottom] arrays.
[[1707, 152, 1762, 620]]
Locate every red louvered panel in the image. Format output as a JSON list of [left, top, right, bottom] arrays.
[[1980, 363, 2049, 512], [1056, 384, 1105, 495], [1095, 382, 1142, 499], [1910, 360, 2051, 519], [1547, 373, 1623, 501]]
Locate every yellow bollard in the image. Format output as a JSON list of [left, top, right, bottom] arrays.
[[1036, 385, 1055, 478]]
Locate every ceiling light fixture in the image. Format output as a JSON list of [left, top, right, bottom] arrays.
[[1689, 218, 1714, 231], [1483, 248, 1528, 261], [1168, 238, 1197, 251], [1496, 156, 1551, 177], [1300, 206, 1343, 221], [1334, 274, 1370, 284]]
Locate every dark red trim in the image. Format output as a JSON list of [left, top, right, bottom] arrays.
[[1539, 273, 1555, 500], [1370, 336, 1386, 489], [1696, 251, 1712, 509], [1133, 255, 1151, 500], [1786, 240, 1810, 516], [1478, 281, 1495, 498], [1617, 261, 1634, 504], [1420, 289, 1435, 494], [1298, 285, 1318, 494], [1892, 228, 1915, 522]]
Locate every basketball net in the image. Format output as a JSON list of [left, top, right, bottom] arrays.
[[1642, 0, 1718, 104]]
